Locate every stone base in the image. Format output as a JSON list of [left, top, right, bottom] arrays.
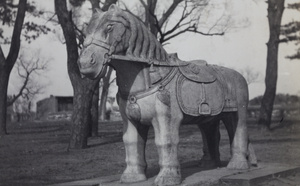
[[50, 163, 300, 186]]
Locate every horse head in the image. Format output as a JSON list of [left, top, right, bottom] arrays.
[[78, 4, 129, 79]]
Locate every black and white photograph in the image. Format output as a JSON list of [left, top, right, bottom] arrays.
[[0, 0, 299, 185]]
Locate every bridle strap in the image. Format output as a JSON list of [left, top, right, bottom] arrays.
[[90, 38, 111, 51], [83, 37, 112, 65]]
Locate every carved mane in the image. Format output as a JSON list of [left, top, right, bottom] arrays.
[[110, 8, 169, 62]]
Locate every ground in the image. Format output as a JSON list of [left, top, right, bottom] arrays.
[[0, 118, 300, 186]]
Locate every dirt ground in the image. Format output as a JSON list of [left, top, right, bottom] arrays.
[[0, 118, 300, 186]]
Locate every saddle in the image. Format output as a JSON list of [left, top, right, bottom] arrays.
[[178, 61, 216, 83], [176, 63, 238, 116], [166, 53, 216, 83], [146, 54, 237, 116]]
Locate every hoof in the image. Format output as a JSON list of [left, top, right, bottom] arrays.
[[247, 143, 258, 166], [248, 154, 258, 167], [154, 167, 181, 186], [120, 173, 146, 183], [227, 156, 249, 170], [199, 159, 221, 168], [154, 176, 181, 186]]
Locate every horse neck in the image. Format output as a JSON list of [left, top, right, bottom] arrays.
[[110, 59, 148, 95]]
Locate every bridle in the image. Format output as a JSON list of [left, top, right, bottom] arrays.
[[82, 21, 127, 67], [81, 19, 189, 104], [82, 21, 188, 67]]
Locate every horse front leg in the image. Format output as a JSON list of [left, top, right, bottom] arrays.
[[152, 98, 183, 186], [119, 109, 149, 183]]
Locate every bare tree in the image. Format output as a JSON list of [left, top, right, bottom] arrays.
[[56, 0, 97, 149], [258, 0, 285, 129], [0, 0, 27, 135], [280, 2, 300, 60], [55, 0, 117, 149], [122, 0, 230, 45], [0, 0, 51, 134], [7, 50, 49, 107]]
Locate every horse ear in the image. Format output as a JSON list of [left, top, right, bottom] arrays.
[[93, 8, 103, 14], [108, 4, 118, 12]]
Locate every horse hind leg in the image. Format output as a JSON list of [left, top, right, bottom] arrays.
[[247, 142, 257, 166], [222, 112, 237, 154], [226, 75, 253, 169], [222, 112, 257, 168], [198, 119, 222, 168]]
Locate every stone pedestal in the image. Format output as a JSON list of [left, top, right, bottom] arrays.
[[51, 163, 300, 186]]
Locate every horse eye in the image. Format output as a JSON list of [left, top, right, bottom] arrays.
[[107, 24, 113, 32]]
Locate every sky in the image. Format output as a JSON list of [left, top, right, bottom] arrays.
[[4, 0, 300, 110]]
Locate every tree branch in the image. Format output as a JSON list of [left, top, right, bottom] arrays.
[[162, 1, 197, 38], [7, 52, 49, 107], [122, 2, 145, 24], [6, 0, 27, 72], [148, 9, 164, 42], [158, 0, 183, 27], [139, 0, 147, 8], [163, 24, 224, 43], [279, 35, 299, 43], [286, 51, 300, 60]]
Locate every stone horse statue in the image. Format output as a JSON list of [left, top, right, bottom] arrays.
[[78, 5, 257, 186]]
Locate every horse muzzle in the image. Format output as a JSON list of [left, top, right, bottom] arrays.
[[78, 56, 107, 79]]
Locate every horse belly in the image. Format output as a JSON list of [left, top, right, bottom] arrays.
[[181, 114, 217, 125]]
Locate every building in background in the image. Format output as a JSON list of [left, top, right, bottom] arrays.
[[36, 95, 73, 120]]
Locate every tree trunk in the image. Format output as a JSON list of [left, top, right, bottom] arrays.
[[0, 68, 9, 135], [69, 83, 97, 148], [0, 0, 27, 135], [55, 0, 100, 149], [56, 0, 118, 148], [258, 0, 285, 129], [99, 67, 113, 121], [90, 84, 99, 137]]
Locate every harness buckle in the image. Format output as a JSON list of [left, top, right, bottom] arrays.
[[149, 63, 155, 72], [129, 95, 137, 104]]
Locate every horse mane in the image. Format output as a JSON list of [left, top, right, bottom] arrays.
[[112, 9, 168, 62]]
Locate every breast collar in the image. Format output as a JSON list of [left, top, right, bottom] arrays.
[[117, 67, 178, 103]]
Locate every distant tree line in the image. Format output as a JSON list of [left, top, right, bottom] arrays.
[[250, 94, 300, 106]]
